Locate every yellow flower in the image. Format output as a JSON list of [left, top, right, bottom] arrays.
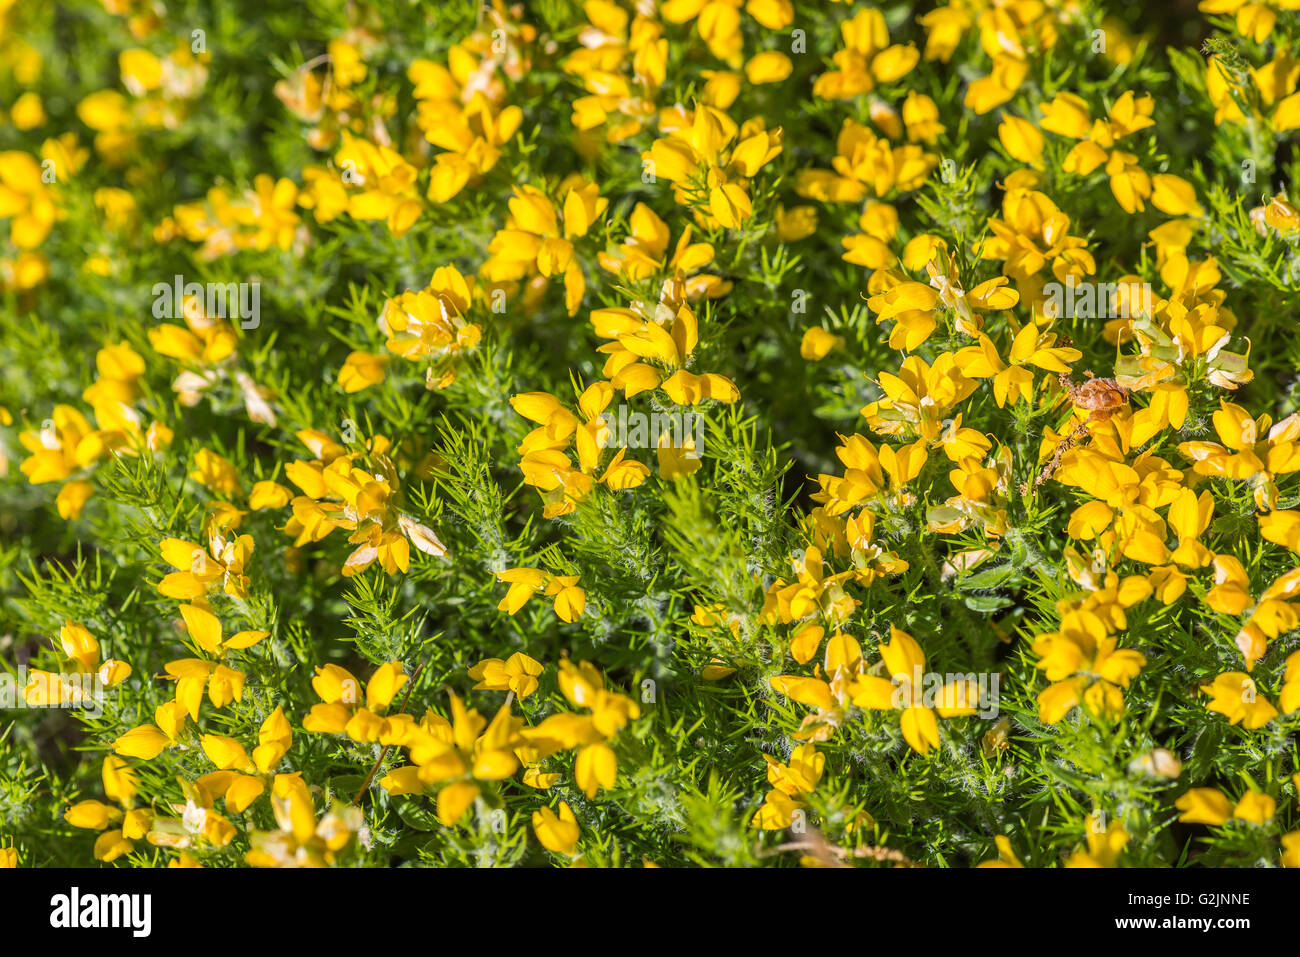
[[495, 567, 587, 622], [19, 405, 116, 488], [113, 701, 188, 761], [1032, 609, 1147, 724], [564, 4, 665, 144], [0, 150, 56, 248], [861, 352, 977, 442], [865, 280, 937, 350], [800, 326, 843, 361], [380, 266, 481, 385], [1179, 401, 1300, 510], [998, 114, 1043, 169], [660, 0, 791, 67], [469, 652, 544, 698], [955, 323, 1081, 408], [1065, 819, 1129, 868], [1151, 174, 1203, 217], [851, 626, 980, 754], [482, 180, 608, 315], [24, 620, 131, 707], [1280, 649, 1300, 713], [981, 185, 1094, 283], [303, 661, 411, 743], [410, 45, 524, 199], [63, 757, 152, 862], [964, 55, 1029, 114], [532, 801, 580, 854], [10, 92, 45, 130], [65, 800, 122, 831], [1202, 560, 1300, 668], [752, 743, 824, 829], [179, 603, 267, 654], [380, 693, 524, 825], [775, 203, 819, 241], [1234, 791, 1276, 825], [334, 133, 421, 237], [761, 544, 864, 627], [1036, 91, 1162, 214], [1283, 833, 1300, 868], [645, 103, 782, 229], [201, 734, 255, 772], [597, 202, 728, 299], [367, 661, 409, 710], [190, 449, 241, 497], [1054, 447, 1183, 566], [338, 351, 389, 393], [279, 428, 446, 573], [158, 529, 255, 599], [812, 8, 919, 99], [593, 298, 740, 413], [253, 707, 293, 774], [745, 51, 792, 85], [574, 741, 618, 798], [519, 661, 640, 799], [797, 118, 933, 202], [249, 480, 293, 510], [1176, 788, 1233, 825], [1200, 672, 1278, 729], [246, 773, 363, 866], [166, 650, 248, 719]]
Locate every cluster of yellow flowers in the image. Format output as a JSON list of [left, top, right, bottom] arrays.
[[19, 342, 172, 518], [87, 644, 637, 862], [369, 657, 640, 846]]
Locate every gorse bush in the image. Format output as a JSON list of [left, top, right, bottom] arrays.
[[3, 0, 1300, 870]]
